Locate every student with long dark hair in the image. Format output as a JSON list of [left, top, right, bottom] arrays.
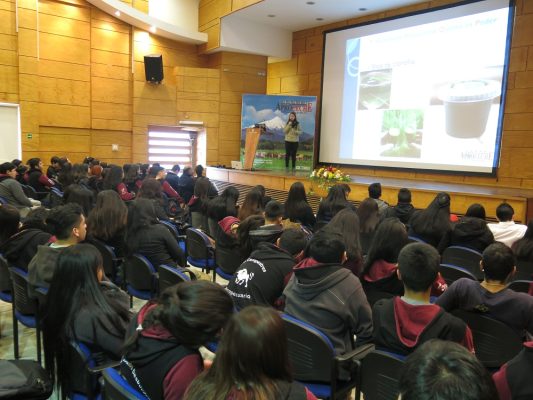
[[64, 184, 95, 217], [103, 164, 135, 201], [122, 281, 234, 400], [237, 214, 265, 260], [409, 192, 452, 249], [189, 177, 211, 231], [207, 186, 239, 222], [87, 190, 128, 256], [0, 203, 20, 247], [321, 208, 363, 276], [125, 198, 185, 268], [123, 163, 141, 194], [284, 181, 315, 229], [137, 177, 169, 221], [357, 198, 380, 254], [512, 219, 533, 263], [42, 244, 130, 393], [316, 184, 354, 225], [238, 189, 263, 221], [185, 306, 317, 400]]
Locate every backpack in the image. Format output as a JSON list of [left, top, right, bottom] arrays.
[[0, 360, 53, 399]]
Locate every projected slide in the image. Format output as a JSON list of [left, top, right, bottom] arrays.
[[320, 0, 513, 174]]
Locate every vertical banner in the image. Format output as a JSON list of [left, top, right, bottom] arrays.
[[240, 94, 317, 172]]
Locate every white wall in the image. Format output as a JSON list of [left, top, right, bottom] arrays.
[[0, 104, 21, 162], [148, 0, 199, 32], [220, 14, 292, 59]]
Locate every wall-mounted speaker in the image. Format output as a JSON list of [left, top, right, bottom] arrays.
[[144, 54, 164, 83]]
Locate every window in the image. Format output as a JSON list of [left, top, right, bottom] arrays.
[[147, 126, 197, 170]]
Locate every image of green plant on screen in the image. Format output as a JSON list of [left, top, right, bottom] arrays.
[[380, 109, 424, 158]]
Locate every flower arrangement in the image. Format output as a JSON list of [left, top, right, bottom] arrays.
[[309, 166, 351, 191]]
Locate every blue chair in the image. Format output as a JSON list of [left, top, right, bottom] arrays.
[[507, 279, 531, 293], [441, 246, 483, 280], [102, 368, 148, 400], [439, 263, 477, 286], [186, 228, 215, 278], [122, 255, 157, 304], [9, 267, 42, 364], [355, 349, 406, 400], [158, 264, 195, 294], [159, 220, 186, 255], [214, 245, 242, 282], [0, 254, 13, 303], [281, 313, 373, 400], [87, 239, 121, 283]]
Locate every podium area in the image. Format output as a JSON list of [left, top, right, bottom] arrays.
[[206, 167, 533, 224]]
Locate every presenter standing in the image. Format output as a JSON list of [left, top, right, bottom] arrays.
[[284, 112, 302, 172]]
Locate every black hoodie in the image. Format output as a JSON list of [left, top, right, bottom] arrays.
[[383, 202, 415, 224], [226, 242, 296, 310], [1, 228, 52, 271], [442, 216, 494, 253]]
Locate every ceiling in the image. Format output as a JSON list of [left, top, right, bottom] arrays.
[[230, 0, 428, 32]]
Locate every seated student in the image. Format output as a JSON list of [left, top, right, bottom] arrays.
[[316, 184, 354, 225], [28, 203, 86, 289], [284, 181, 316, 230], [237, 215, 265, 261], [137, 178, 169, 221], [166, 164, 181, 192], [150, 166, 185, 204], [253, 184, 272, 208], [0, 162, 40, 216], [493, 341, 533, 400], [439, 203, 494, 253], [368, 182, 389, 216], [64, 183, 95, 217], [357, 198, 380, 255], [46, 155, 61, 180], [185, 306, 317, 400], [488, 203, 527, 247], [237, 189, 264, 221], [0, 203, 20, 249], [43, 244, 131, 394], [436, 242, 533, 339], [321, 208, 364, 277], [408, 192, 452, 249], [122, 281, 233, 400], [125, 198, 186, 269], [178, 167, 195, 203], [86, 190, 128, 257], [399, 340, 498, 400], [102, 164, 135, 201], [226, 228, 306, 310], [248, 200, 285, 249], [188, 177, 212, 231], [2, 207, 52, 271], [372, 243, 473, 355], [283, 230, 373, 366], [14, 162, 28, 185], [513, 219, 533, 267], [383, 188, 414, 224], [207, 187, 239, 237], [123, 163, 141, 194], [26, 158, 55, 194]]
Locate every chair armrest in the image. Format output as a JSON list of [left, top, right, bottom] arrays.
[[335, 343, 375, 364], [87, 360, 121, 374]]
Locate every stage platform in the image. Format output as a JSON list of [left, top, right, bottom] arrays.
[[206, 167, 533, 223]]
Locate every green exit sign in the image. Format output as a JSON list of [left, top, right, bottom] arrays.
[[26, 133, 32, 139]]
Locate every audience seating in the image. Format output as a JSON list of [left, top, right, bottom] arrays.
[[158, 264, 195, 294], [9, 267, 42, 364], [214, 245, 241, 282], [21, 184, 47, 200], [355, 349, 406, 400], [407, 235, 426, 244], [441, 246, 483, 280], [86, 238, 121, 283], [514, 259, 533, 281], [282, 313, 373, 400], [0, 254, 13, 304], [191, 211, 209, 232], [439, 263, 477, 286], [159, 220, 186, 254], [186, 228, 215, 279], [208, 218, 218, 238], [102, 368, 148, 400], [451, 309, 522, 368], [122, 254, 157, 304], [507, 279, 532, 293]]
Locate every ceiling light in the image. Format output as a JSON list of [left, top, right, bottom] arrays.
[[316, 17, 324, 21], [114, 10, 120, 17], [150, 26, 157, 33], [267, 14, 276, 17], [358, 7, 368, 11]]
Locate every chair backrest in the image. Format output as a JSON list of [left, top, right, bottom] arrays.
[[515, 259, 533, 281], [451, 309, 523, 368], [407, 235, 426, 244], [21, 184, 38, 199], [215, 245, 242, 275], [439, 264, 477, 286], [507, 280, 532, 293], [9, 267, 37, 315], [357, 350, 405, 400], [158, 265, 191, 294], [159, 220, 179, 240], [441, 246, 483, 280], [0, 254, 11, 293], [66, 341, 98, 397], [102, 368, 148, 400], [87, 238, 118, 280], [123, 254, 157, 293], [281, 314, 336, 383], [191, 211, 208, 232], [186, 228, 214, 261]]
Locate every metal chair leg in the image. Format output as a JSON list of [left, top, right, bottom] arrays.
[[12, 305, 19, 359]]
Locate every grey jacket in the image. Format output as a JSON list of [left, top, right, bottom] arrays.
[[0, 176, 33, 209]]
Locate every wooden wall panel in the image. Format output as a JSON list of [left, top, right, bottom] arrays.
[[267, 0, 533, 190], [0, 0, 18, 103]]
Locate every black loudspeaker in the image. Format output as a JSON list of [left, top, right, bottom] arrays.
[[144, 54, 164, 83]]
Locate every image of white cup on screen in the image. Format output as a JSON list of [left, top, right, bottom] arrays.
[[439, 80, 501, 138], [358, 70, 392, 110]]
